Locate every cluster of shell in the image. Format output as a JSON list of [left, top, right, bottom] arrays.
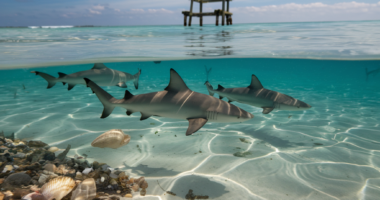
[[91, 129, 130, 149], [23, 176, 76, 200]]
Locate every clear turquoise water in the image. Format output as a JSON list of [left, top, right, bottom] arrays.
[[1, 21, 380, 199]]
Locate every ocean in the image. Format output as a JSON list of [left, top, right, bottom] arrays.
[[1, 21, 380, 199]]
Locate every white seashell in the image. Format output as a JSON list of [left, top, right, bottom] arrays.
[[2, 165, 13, 173], [70, 178, 96, 200], [48, 147, 59, 153], [5, 138, 13, 144], [101, 177, 105, 182], [22, 192, 47, 200], [82, 168, 93, 175], [91, 129, 130, 149], [41, 176, 76, 200]]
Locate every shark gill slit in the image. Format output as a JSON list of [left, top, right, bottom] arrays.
[[177, 91, 194, 114]]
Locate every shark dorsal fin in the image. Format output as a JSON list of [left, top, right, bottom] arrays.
[[217, 84, 225, 91], [248, 75, 263, 89], [164, 68, 189, 92], [124, 90, 134, 100], [92, 63, 108, 70]]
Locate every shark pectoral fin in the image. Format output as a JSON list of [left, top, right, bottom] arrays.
[[248, 75, 264, 89], [92, 63, 108, 69], [101, 106, 115, 118], [68, 84, 76, 91], [262, 107, 274, 114], [117, 82, 127, 88], [126, 110, 133, 116], [228, 100, 233, 103], [140, 113, 151, 121], [219, 95, 224, 100], [62, 82, 66, 86], [186, 118, 208, 136]]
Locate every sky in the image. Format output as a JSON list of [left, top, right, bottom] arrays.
[[1, 0, 380, 26]]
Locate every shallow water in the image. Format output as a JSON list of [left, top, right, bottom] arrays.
[[1, 57, 380, 199], [1, 21, 380, 69]]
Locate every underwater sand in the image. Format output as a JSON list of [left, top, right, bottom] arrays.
[[1, 58, 380, 199]]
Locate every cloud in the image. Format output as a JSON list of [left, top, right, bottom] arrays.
[[232, 1, 380, 14], [129, 8, 174, 14], [88, 9, 101, 15], [92, 5, 105, 10], [229, 1, 380, 22]]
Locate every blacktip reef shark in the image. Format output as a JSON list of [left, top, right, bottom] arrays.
[[205, 75, 311, 114], [31, 63, 141, 90], [84, 68, 253, 136], [366, 67, 380, 81]]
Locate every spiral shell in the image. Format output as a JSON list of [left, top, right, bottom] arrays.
[[41, 177, 76, 200], [91, 129, 130, 149]]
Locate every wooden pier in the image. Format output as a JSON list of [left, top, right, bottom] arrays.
[[182, 0, 233, 26]]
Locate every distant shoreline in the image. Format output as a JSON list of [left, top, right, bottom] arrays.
[[1, 19, 379, 28]]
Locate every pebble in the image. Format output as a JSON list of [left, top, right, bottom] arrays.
[[4, 173, 31, 188], [27, 140, 48, 147], [124, 193, 133, 198], [48, 147, 59, 153]]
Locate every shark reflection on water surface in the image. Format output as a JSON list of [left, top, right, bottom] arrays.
[[31, 63, 141, 90]]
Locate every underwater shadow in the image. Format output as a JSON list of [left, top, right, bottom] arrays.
[[120, 163, 179, 176], [171, 175, 228, 199], [247, 129, 305, 148]]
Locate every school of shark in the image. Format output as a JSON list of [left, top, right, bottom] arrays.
[[32, 63, 311, 136]]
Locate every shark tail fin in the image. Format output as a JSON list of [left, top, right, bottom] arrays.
[[204, 81, 215, 96], [31, 71, 57, 89], [84, 78, 116, 118], [133, 68, 141, 89]]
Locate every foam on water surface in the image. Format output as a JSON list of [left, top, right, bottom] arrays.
[[1, 58, 380, 199]]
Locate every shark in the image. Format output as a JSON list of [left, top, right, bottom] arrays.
[[31, 63, 141, 90], [84, 68, 254, 136], [366, 67, 380, 81], [205, 75, 311, 114]]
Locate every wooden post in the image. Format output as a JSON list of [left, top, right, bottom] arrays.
[[189, 0, 194, 26], [200, 2, 203, 26], [230, 17, 233, 25], [216, 12, 219, 26], [226, 0, 230, 25], [184, 15, 187, 26], [222, 0, 225, 26]]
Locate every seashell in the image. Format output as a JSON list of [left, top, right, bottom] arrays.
[[131, 183, 139, 192], [75, 172, 83, 180], [22, 192, 47, 200], [124, 193, 133, 198], [48, 147, 59, 153], [41, 177, 76, 200], [2, 165, 13, 173], [82, 168, 93, 175], [44, 164, 56, 172], [70, 178, 96, 200], [91, 129, 130, 149], [140, 188, 146, 196]]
